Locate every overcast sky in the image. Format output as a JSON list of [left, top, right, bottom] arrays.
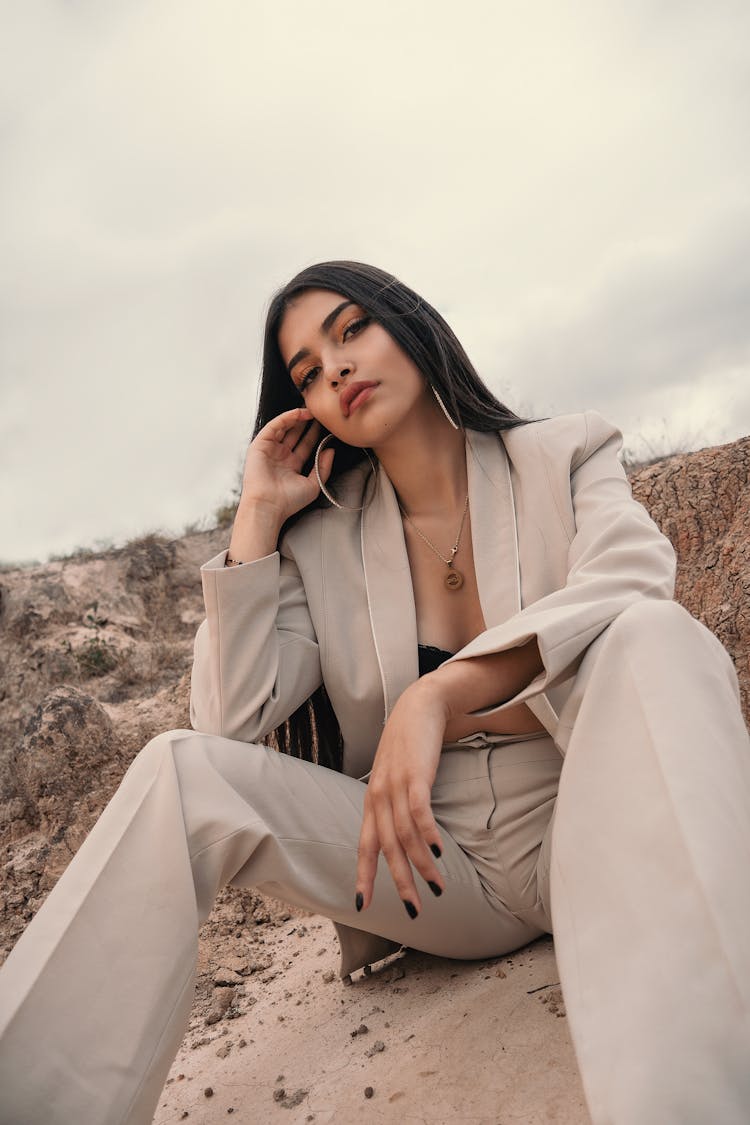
[[2, 0, 749, 564]]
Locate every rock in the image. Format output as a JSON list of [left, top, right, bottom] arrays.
[[630, 436, 750, 723], [273, 1088, 309, 1109], [205, 987, 235, 1025], [214, 967, 244, 986], [15, 687, 119, 814]]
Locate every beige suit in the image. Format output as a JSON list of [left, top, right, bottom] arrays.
[[1, 412, 749, 1125], [190, 410, 676, 774]]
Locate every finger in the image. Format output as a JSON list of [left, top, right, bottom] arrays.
[[391, 787, 443, 900], [356, 804, 381, 912], [264, 407, 312, 445], [408, 777, 445, 868], [373, 796, 423, 917], [293, 417, 324, 461], [279, 414, 313, 450]]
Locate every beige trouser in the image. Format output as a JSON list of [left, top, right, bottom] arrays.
[[0, 600, 749, 1124], [0, 728, 558, 1123]]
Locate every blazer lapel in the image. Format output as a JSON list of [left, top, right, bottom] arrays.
[[467, 429, 560, 736], [360, 466, 419, 721], [465, 429, 522, 628], [360, 429, 522, 721]]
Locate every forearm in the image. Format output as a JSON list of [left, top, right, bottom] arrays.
[[227, 498, 284, 564], [421, 639, 544, 722], [191, 547, 322, 740]]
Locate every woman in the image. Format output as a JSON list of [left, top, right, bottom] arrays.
[[1, 261, 748, 1124]]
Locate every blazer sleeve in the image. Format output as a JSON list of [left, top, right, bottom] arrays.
[[444, 410, 677, 717], [189, 534, 323, 743]]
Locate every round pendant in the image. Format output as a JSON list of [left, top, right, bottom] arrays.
[[445, 567, 464, 591]]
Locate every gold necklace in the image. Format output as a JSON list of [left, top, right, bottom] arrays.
[[400, 494, 470, 591]]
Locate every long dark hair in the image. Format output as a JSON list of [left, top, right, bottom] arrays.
[[254, 260, 530, 772]]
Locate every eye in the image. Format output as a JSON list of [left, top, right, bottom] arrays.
[[342, 315, 371, 340], [298, 367, 320, 394]]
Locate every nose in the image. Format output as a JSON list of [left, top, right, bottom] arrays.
[[326, 364, 352, 389]]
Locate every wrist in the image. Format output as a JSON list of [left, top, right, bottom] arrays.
[[403, 674, 454, 723], [234, 494, 286, 529], [228, 499, 285, 563]]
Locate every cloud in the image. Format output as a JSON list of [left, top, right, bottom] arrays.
[[1, 2, 749, 560], [480, 211, 750, 448]]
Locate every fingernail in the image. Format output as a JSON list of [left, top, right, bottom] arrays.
[[402, 899, 418, 919], [430, 843, 442, 858], [355, 892, 363, 912], [428, 881, 442, 897]]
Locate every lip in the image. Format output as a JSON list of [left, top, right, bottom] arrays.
[[340, 381, 378, 417]]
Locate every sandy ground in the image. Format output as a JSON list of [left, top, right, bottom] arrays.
[[154, 921, 590, 1125]]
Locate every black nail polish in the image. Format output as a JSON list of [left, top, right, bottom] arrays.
[[402, 899, 418, 919], [355, 892, 363, 912], [430, 843, 442, 858], [428, 881, 442, 897]]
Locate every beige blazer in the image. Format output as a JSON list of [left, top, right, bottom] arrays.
[[190, 410, 676, 776]]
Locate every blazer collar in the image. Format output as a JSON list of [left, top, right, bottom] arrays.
[[361, 428, 521, 720]]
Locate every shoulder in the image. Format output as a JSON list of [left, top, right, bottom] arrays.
[[500, 410, 623, 473]]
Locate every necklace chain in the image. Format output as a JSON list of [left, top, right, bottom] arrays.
[[399, 494, 470, 590]]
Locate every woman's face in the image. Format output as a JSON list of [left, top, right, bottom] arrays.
[[277, 288, 429, 448]]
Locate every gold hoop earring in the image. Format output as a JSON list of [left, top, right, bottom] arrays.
[[431, 385, 459, 430], [314, 435, 378, 511]]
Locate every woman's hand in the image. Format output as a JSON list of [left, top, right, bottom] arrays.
[[354, 640, 544, 916], [240, 408, 333, 524], [355, 678, 449, 918], [228, 408, 334, 562]]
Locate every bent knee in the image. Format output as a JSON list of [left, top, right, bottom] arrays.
[[604, 599, 732, 669], [606, 599, 697, 650], [140, 727, 198, 758], [125, 728, 204, 780]]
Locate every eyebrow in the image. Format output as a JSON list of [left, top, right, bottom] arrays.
[[286, 300, 355, 377]]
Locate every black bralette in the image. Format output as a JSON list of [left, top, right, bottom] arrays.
[[417, 643, 455, 677]]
